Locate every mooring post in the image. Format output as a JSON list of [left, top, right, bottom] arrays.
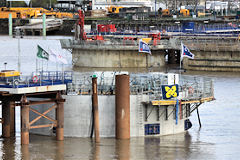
[[10, 101, 15, 137], [21, 96, 30, 145], [115, 75, 130, 139], [92, 77, 100, 143], [196, 107, 202, 128], [2, 100, 11, 138], [56, 93, 64, 141]]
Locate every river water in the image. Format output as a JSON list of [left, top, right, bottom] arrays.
[[0, 36, 240, 160]]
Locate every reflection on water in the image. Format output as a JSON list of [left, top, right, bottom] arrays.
[[0, 134, 193, 160], [0, 132, 216, 160]]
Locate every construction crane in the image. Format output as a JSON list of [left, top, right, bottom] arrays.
[[78, 10, 86, 40], [76, 10, 104, 41]]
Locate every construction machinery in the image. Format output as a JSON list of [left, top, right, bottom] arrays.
[[107, 6, 123, 14], [162, 9, 171, 17], [0, 7, 75, 19], [76, 10, 104, 41], [180, 9, 190, 17], [77, 10, 86, 40], [0, 70, 20, 86]]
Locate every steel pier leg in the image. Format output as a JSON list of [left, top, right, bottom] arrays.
[[21, 96, 30, 145], [115, 75, 130, 140], [2, 100, 11, 138], [92, 77, 100, 143], [56, 101, 64, 141], [10, 101, 15, 137]]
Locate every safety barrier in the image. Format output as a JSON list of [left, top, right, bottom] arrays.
[[66, 72, 214, 102], [0, 71, 73, 88]]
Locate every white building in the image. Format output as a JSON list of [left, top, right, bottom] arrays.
[[92, 0, 166, 11]]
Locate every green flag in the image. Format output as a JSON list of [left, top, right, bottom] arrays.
[[37, 45, 49, 60]]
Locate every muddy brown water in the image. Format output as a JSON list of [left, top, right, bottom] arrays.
[[0, 71, 239, 160]]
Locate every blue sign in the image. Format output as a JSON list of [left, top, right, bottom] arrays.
[[139, 39, 151, 54], [162, 84, 179, 99]]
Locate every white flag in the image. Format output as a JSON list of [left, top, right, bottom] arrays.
[[181, 43, 194, 61], [49, 49, 68, 64]]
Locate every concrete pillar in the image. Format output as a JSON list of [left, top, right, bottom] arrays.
[[10, 101, 15, 137], [115, 75, 130, 139], [56, 101, 64, 141], [2, 100, 11, 138], [92, 77, 100, 143], [9, 13, 12, 37], [42, 14, 46, 38], [21, 97, 30, 145]]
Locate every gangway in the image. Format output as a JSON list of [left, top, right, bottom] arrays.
[[15, 19, 63, 35]]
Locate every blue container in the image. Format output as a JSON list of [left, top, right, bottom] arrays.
[[182, 22, 195, 33]]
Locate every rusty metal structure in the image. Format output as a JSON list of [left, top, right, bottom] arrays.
[[115, 74, 130, 139], [0, 90, 65, 144], [0, 71, 69, 144], [92, 77, 100, 143]]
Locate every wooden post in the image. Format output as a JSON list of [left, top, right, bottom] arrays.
[[10, 101, 15, 137], [21, 96, 30, 145], [2, 100, 11, 138], [115, 75, 130, 139], [56, 93, 64, 141], [92, 77, 100, 143]]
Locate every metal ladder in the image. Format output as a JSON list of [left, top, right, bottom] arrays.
[[136, 92, 144, 137]]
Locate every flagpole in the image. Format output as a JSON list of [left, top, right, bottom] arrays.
[[180, 42, 182, 70], [36, 58, 38, 73]]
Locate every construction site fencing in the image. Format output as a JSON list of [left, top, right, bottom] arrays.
[[72, 38, 167, 48], [66, 72, 214, 102]]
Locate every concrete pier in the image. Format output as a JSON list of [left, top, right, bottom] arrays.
[[183, 42, 240, 72], [72, 48, 166, 68]]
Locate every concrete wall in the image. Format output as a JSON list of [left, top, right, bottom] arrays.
[[183, 42, 240, 72], [184, 50, 240, 72], [29, 94, 187, 137], [72, 48, 166, 68]]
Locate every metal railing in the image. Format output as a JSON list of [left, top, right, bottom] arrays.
[[66, 72, 214, 102], [0, 71, 73, 88]]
